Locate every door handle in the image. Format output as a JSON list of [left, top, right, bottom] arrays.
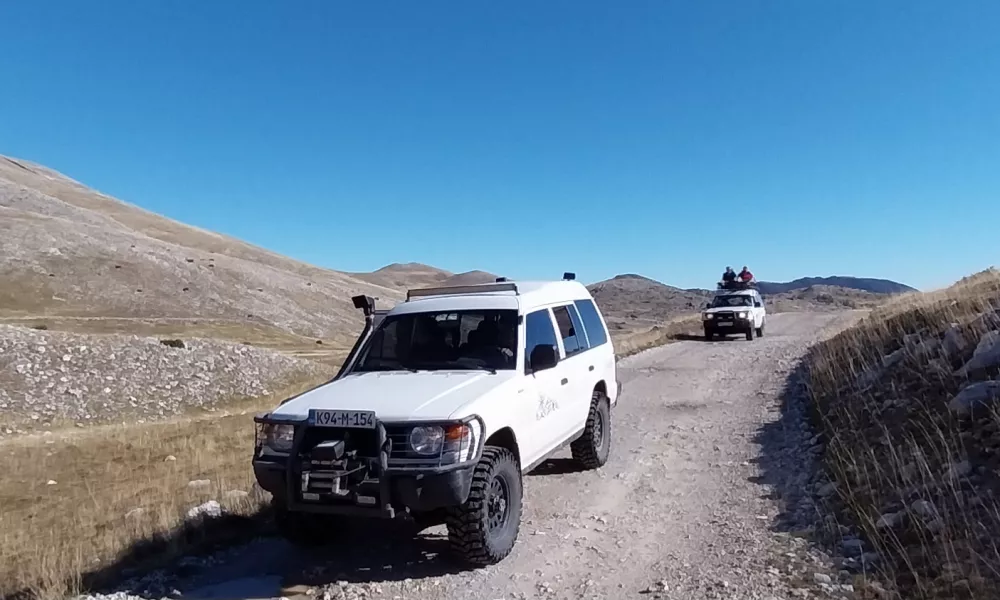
[[588, 365, 594, 372], [561, 378, 569, 385]]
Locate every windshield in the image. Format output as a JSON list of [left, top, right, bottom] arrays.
[[711, 294, 754, 308], [354, 309, 519, 372]]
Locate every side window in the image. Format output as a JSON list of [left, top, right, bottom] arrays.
[[524, 309, 559, 372], [551, 305, 583, 357], [573, 299, 608, 347]]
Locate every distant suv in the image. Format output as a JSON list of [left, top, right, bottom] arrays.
[[252, 275, 620, 566], [702, 287, 766, 341]]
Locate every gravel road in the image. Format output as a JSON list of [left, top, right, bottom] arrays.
[[113, 311, 863, 600]]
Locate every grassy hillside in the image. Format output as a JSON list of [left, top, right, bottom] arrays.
[[802, 268, 1000, 599], [0, 155, 401, 359]]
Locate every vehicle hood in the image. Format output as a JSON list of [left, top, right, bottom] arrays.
[[269, 370, 516, 422], [703, 306, 753, 314]]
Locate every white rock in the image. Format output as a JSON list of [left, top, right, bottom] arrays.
[[186, 500, 223, 520], [949, 460, 972, 479], [876, 512, 901, 529], [911, 499, 937, 518], [943, 323, 967, 357], [957, 330, 1000, 375], [46, 479, 57, 485], [187, 479, 211, 489], [882, 348, 905, 369], [817, 481, 838, 497], [949, 381, 1000, 415], [164, 455, 177, 462], [813, 573, 832, 584]]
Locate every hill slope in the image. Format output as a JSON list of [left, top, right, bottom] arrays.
[[587, 274, 711, 334], [0, 155, 402, 352], [756, 276, 915, 295]]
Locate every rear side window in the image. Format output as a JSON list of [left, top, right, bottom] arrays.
[[573, 299, 608, 347], [552, 305, 585, 357], [524, 309, 559, 371]]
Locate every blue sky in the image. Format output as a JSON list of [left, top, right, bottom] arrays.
[[1, 1, 997, 290]]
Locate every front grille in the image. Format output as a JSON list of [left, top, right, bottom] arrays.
[[715, 311, 735, 322]]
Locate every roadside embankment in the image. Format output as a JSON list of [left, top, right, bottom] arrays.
[[802, 268, 1000, 599]]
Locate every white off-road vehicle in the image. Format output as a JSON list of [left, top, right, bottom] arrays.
[[702, 285, 767, 341], [252, 274, 621, 566]]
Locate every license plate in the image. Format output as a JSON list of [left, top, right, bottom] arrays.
[[717, 322, 733, 327], [310, 409, 376, 429]]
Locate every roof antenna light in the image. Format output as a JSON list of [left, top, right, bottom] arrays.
[[495, 276, 508, 282], [563, 272, 576, 281]]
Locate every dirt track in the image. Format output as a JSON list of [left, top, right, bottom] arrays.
[[135, 311, 860, 600]]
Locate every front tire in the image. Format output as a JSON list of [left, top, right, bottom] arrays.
[[446, 447, 522, 566], [745, 326, 755, 341], [756, 322, 765, 337], [571, 392, 612, 469], [703, 328, 713, 341]]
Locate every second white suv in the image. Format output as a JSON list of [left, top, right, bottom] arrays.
[[702, 287, 767, 341], [252, 275, 620, 566]]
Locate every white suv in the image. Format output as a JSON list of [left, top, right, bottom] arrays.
[[702, 286, 767, 341], [252, 275, 620, 566]]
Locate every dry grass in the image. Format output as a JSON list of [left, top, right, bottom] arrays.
[[0, 375, 328, 600], [802, 268, 1000, 599], [613, 315, 703, 357]]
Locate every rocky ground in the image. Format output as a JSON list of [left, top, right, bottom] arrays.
[[0, 324, 326, 435], [76, 312, 875, 600]]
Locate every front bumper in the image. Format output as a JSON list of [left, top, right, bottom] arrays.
[[703, 314, 752, 333], [254, 456, 475, 517], [252, 414, 485, 519]]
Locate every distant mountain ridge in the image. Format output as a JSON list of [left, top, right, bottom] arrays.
[[755, 277, 916, 295]]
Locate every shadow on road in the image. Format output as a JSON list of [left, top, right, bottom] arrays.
[[278, 521, 470, 589], [527, 457, 587, 476], [673, 333, 746, 343], [746, 358, 821, 535]]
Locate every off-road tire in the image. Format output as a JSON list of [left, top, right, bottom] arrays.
[[571, 392, 612, 469], [745, 326, 755, 341], [704, 328, 713, 341], [446, 446, 522, 566], [274, 502, 338, 547], [756, 322, 765, 337]]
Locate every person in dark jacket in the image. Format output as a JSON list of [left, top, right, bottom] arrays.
[[722, 266, 736, 284]]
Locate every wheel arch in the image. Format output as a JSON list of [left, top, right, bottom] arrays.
[[484, 427, 520, 467]]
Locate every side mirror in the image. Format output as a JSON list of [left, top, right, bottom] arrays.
[[528, 344, 559, 373], [754, 301, 762, 308], [705, 303, 712, 309]]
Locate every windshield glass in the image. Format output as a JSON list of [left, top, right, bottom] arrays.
[[711, 294, 754, 308], [354, 309, 519, 372]]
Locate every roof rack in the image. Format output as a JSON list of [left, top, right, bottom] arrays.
[[406, 281, 519, 301]]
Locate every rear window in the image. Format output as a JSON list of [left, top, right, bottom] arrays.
[[573, 299, 608, 347]]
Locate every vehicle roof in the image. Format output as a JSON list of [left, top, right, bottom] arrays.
[[714, 288, 760, 296], [388, 280, 593, 316]]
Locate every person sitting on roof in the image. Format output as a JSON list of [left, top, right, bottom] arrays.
[[738, 266, 754, 283]]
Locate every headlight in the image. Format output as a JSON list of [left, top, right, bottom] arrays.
[[738, 312, 748, 319], [409, 426, 445, 455], [703, 313, 713, 320], [263, 424, 295, 452], [408, 420, 482, 462]]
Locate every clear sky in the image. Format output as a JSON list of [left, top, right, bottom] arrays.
[[1, 2, 997, 290]]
